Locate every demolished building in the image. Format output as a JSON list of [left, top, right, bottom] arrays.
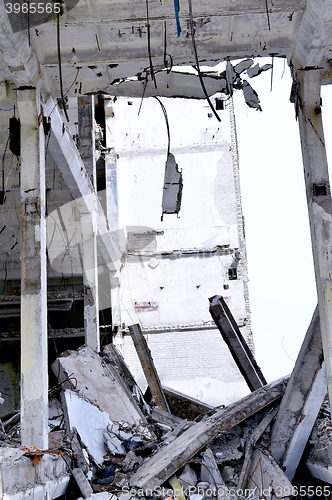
[[0, 0, 331, 499]]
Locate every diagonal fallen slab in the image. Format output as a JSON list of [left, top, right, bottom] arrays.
[[269, 305, 327, 480], [130, 376, 289, 491], [209, 295, 266, 391]]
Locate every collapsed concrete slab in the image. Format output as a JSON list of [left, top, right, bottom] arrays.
[[52, 345, 147, 426], [269, 306, 326, 480], [129, 376, 289, 491], [61, 389, 114, 466]]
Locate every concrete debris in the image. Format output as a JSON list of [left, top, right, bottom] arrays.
[[247, 63, 273, 78], [242, 81, 262, 111], [2, 328, 329, 500]]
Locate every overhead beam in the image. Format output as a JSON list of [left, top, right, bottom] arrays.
[[0, 0, 49, 89], [292, 0, 332, 68], [44, 96, 121, 272], [296, 68, 332, 417]]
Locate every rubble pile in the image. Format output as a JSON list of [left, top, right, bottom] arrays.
[[0, 308, 330, 500], [0, 343, 294, 500]]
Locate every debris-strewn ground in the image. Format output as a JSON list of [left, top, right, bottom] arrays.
[[0, 344, 330, 500]]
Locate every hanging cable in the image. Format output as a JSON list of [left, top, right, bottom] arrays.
[[56, 12, 70, 122], [146, 0, 157, 88], [138, 77, 148, 116], [64, 66, 81, 97], [154, 97, 170, 157], [265, 0, 271, 30], [188, 0, 220, 122], [174, 0, 181, 37], [163, 22, 173, 74]]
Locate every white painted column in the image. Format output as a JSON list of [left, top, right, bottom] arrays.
[[81, 210, 100, 352], [77, 96, 100, 352], [18, 88, 48, 448], [297, 68, 332, 413]]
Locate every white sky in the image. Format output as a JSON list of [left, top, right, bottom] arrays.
[[231, 57, 332, 382]]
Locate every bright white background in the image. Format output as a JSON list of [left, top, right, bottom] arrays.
[[231, 57, 332, 382]]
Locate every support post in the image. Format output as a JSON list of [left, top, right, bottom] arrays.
[[129, 324, 170, 413], [18, 88, 48, 448], [80, 212, 100, 352], [78, 96, 100, 351], [78, 95, 96, 187], [296, 68, 332, 414]]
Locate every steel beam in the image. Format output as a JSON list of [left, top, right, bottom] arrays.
[[209, 295, 266, 391], [18, 88, 48, 448], [129, 324, 170, 413], [296, 68, 332, 417]]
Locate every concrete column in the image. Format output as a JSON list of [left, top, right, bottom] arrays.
[[296, 68, 332, 413], [18, 88, 48, 448], [78, 96, 100, 351], [81, 211, 100, 352], [78, 95, 96, 187]]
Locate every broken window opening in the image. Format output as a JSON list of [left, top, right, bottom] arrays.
[[313, 183, 327, 197]]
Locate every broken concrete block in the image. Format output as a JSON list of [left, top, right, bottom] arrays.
[[130, 376, 289, 491], [201, 448, 224, 486], [52, 346, 147, 426], [103, 431, 127, 455], [178, 464, 197, 489], [246, 449, 292, 500], [113, 471, 130, 488], [72, 468, 93, 499], [61, 389, 112, 466], [221, 466, 234, 484], [48, 430, 65, 450]]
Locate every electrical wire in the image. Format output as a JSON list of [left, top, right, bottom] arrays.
[[154, 97, 170, 157], [146, 0, 157, 89], [265, 0, 271, 30], [64, 66, 81, 97], [56, 12, 70, 122], [163, 22, 173, 75], [188, 0, 220, 122]]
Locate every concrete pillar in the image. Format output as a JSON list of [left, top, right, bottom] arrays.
[[81, 211, 100, 352], [18, 88, 48, 448], [78, 96, 100, 351], [296, 68, 332, 413], [78, 95, 96, 187]]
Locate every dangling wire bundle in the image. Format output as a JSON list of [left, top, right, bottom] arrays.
[[57, 12, 70, 122], [188, 0, 220, 122]]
